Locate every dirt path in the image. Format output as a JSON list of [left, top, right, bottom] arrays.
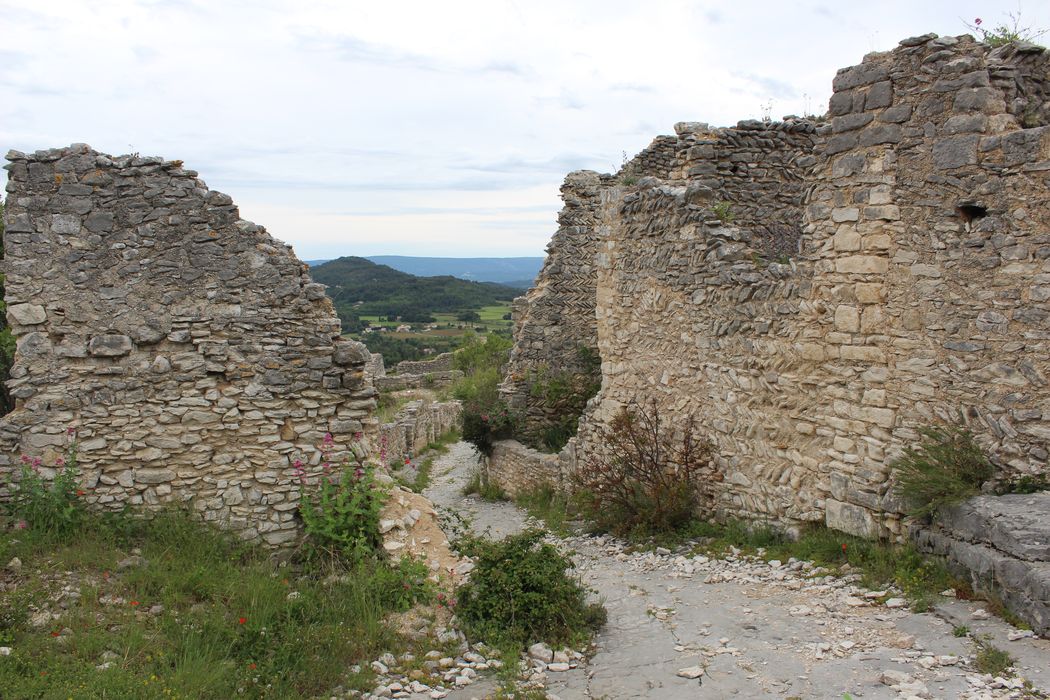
[[423, 443, 1050, 700]]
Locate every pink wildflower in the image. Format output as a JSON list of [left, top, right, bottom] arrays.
[[323, 432, 334, 446], [20, 455, 30, 465], [974, 17, 982, 25], [55, 457, 65, 467], [13, 520, 27, 530]]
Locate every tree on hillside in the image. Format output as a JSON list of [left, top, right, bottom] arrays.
[[457, 310, 481, 325]]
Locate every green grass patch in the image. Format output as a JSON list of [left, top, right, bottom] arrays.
[[514, 485, 573, 537], [0, 509, 432, 699], [974, 640, 1014, 676], [462, 469, 506, 502]]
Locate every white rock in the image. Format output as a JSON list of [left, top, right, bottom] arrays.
[[879, 669, 911, 686], [548, 662, 571, 672], [528, 642, 554, 663], [884, 597, 907, 608], [0, 647, 11, 656], [677, 666, 704, 679]]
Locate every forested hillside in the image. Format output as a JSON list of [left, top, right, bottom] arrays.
[[312, 256, 520, 328]]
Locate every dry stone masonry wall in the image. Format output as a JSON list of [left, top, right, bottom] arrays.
[[499, 34, 1050, 545], [1, 145, 378, 545]]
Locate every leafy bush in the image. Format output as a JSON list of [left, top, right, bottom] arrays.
[[299, 456, 386, 561], [891, 425, 994, 518], [572, 401, 716, 538], [456, 530, 605, 648], [452, 333, 518, 456], [461, 401, 516, 457]]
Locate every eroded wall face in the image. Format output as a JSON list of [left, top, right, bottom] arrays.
[[1, 145, 376, 545], [805, 36, 1050, 537], [506, 35, 1050, 538], [578, 122, 823, 527]]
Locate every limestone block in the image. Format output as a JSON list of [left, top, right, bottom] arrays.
[[7, 304, 46, 326], [826, 498, 880, 538], [88, 334, 133, 357], [834, 305, 861, 333], [855, 283, 885, 304], [835, 256, 888, 274]]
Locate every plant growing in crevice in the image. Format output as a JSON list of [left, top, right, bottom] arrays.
[[572, 400, 718, 538], [891, 424, 995, 518], [711, 200, 735, 224], [964, 13, 1047, 48], [524, 345, 601, 453]]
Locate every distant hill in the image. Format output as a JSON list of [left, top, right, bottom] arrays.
[[365, 256, 544, 287], [311, 256, 521, 327]]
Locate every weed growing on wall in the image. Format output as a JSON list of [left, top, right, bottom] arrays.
[[891, 425, 994, 518], [964, 13, 1047, 48]]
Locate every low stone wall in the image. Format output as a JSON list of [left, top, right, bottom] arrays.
[[913, 493, 1050, 636], [395, 353, 455, 375], [486, 439, 575, 498], [379, 399, 462, 464], [374, 370, 463, 392]]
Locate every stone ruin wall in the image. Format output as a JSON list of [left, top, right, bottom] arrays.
[[0, 145, 379, 546], [500, 35, 1050, 541]]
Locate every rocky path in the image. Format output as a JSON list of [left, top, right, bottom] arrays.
[[422, 443, 1050, 700]]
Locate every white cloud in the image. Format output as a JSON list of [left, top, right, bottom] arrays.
[[2, 0, 1048, 258]]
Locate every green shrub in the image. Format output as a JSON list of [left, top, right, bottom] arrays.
[[456, 530, 605, 648], [461, 400, 516, 456], [994, 473, 1050, 495], [572, 401, 716, 538], [891, 425, 995, 518], [299, 461, 386, 561]]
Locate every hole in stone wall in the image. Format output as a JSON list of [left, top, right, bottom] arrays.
[[956, 203, 988, 224]]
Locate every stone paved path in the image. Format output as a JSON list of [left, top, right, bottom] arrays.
[[423, 443, 1050, 700]]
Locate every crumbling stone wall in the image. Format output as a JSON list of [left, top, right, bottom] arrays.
[[498, 34, 1050, 542], [378, 398, 462, 465], [500, 170, 611, 436], [1, 145, 377, 545]]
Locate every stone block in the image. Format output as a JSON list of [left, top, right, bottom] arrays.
[[835, 256, 888, 274], [834, 305, 861, 332], [933, 135, 979, 169], [855, 283, 885, 304], [7, 303, 46, 326], [88, 334, 133, 357], [135, 469, 175, 485], [826, 499, 880, 538], [50, 214, 80, 234], [833, 228, 861, 251]]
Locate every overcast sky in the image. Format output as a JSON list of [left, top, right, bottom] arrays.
[[3, 1, 1048, 259]]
